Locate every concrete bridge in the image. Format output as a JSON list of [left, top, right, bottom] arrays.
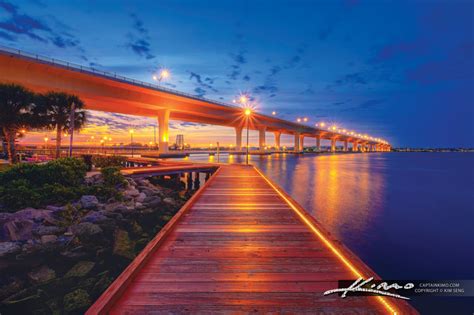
[[0, 46, 391, 154]]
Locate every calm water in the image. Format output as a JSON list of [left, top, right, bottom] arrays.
[[175, 152, 474, 314]]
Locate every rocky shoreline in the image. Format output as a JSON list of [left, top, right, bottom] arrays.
[[0, 173, 193, 314]]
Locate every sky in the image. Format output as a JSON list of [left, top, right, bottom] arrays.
[[0, 0, 473, 147]]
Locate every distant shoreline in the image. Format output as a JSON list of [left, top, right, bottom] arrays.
[[391, 149, 473, 152]]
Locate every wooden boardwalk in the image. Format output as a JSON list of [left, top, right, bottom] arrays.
[[88, 165, 417, 314]]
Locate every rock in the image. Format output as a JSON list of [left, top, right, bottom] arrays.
[[65, 261, 95, 278], [33, 225, 65, 236], [105, 203, 128, 213], [140, 187, 159, 197], [71, 222, 103, 239], [113, 229, 135, 259], [63, 289, 91, 313], [143, 196, 161, 208], [163, 197, 177, 206], [123, 187, 140, 198], [99, 211, 123, 220], [81, 212, 108, 224], [11, 208, 54, 222], [0, 241, 21, 257], [136, 192, 146, 203], [60, 246, 87, 259], [2, 219, 34, 241], [45, 205, 62, 212], [0, 212, 12, 225], [27, 265, 56, 284], [40, 234, 58, 244], [80, 195, 99, 210], [0, 277, 24, 299]]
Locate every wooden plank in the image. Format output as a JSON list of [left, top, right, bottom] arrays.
[[88, 165, 418, 315]]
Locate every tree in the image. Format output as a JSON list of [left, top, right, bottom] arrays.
[[36, 92, 87, 158], [0, 83, 36, 163]]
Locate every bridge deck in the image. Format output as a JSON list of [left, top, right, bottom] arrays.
[[88, 164, 417, 314]]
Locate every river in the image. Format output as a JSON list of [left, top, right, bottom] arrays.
[[174, 152, 474, 314]]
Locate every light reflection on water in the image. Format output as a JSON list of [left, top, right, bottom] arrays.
[[171, 152, 474, 314]]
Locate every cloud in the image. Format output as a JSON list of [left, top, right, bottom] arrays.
[[227, 49, 247, 81], [300, 85, 315, 95], [341, 99, 385, 112], [326, 72, 368, 90], [0, 0, 16, 14], [194, 87, 206, 97], [405, 42, 473, 85], [126, 13, 154, 59], [0, 0, 82, 49], [253, 83, 278, 95], [242, 74, 250, 81], [372, 41, 425, 63], [0, 30, 15, 40], [188, 71, 218, 93]]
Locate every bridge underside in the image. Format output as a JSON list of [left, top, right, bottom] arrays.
[[0, 51, 389, 153]]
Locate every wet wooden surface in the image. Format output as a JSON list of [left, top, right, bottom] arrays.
[[91, 165, 417, 314]]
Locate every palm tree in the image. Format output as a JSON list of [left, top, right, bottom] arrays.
[[0, 83, 36, 163], [36, 92, 87, 158]]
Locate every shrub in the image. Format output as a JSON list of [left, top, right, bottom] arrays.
[[101, 167, 126, 187], [0, 157, 87, 188], [88, 167, 126, 201], [0, 158, 88, 211], [92, 156, 127, 168]]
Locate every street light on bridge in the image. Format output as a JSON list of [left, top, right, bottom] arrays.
[[244, 107, 252, 165], [152, 69, 170, 85]]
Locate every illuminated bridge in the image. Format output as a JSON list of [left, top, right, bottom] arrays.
[[0, 46, 390, 154]]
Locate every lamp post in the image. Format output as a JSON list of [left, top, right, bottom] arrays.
[[244, 108, 252, 165], [152, 69, 170, 85], [129, 129, 134, 157]]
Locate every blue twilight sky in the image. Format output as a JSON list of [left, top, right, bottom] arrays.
[[0, 0, 473, 147]]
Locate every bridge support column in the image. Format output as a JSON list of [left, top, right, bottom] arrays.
[[343, 140, 348, 152], [353, 141, 358, 152], [316, 136, 321, 151], [235, 126, 242, 151], [158, 109, 170, 153], [274, 131, 281, 150], [331, 138, 336, 152], [299, 135, 305, 152], [258, 126, 266, 151], [294, 133, 300, 153]]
